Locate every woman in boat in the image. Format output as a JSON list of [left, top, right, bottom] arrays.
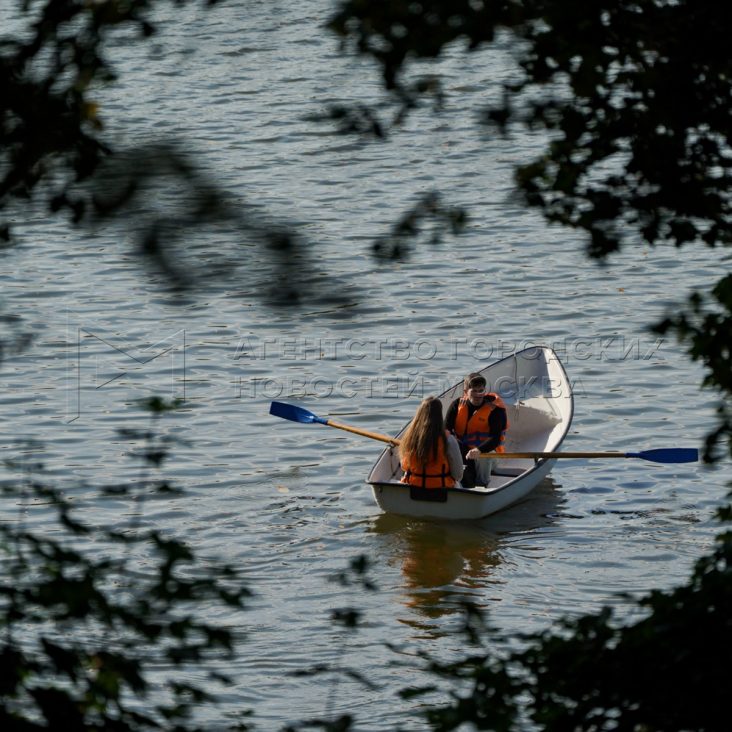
[[399, 396, 464, 489], [445, 372, 508, 488]]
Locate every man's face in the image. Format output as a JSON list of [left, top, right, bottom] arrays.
[[466, 384, 485, 406]]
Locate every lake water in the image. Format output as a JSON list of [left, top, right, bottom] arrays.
[[1, 1, 728, 728]]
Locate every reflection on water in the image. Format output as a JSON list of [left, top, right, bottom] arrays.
[[367, 478, 564, 634]]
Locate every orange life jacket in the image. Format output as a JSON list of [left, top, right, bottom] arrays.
[[400, 431, 456, 489], [454, 393, 509, 453]]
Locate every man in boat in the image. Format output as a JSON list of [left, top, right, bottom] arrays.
[[445, 372, 508, 488]]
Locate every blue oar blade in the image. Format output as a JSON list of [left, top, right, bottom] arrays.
[[630, 448, 699, 464], [269, 401, 327, 425]]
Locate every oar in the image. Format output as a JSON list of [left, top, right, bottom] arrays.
[[269, 402, 698, 464], [269, 401, 399, 446], [476, 449, 699, 464]]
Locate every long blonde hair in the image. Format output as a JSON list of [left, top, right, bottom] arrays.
[[399, 397, 445, 465]]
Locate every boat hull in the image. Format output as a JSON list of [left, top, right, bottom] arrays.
[[371, 458, 556, 520], [366, 346, 573, 520]]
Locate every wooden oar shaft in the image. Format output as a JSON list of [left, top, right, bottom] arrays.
[[480, 451, 626, 459], [322, 429, 625, 461], [324, 431, 633, 460], [325, 420, 400, 446]]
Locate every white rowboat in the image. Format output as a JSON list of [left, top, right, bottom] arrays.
[[366, 346, 574, 520]]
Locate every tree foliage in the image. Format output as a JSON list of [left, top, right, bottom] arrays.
[[327, 2, 732, 729], [331, 0, 732, 247], [2, 1, 731, 729], [330, 0, 732, 460], [3, 1, 730, 431], [1, 0, 166, 232], [0, 400, 248, 730], [405, 527, 731, 731], [0, 0, 462, 302]]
